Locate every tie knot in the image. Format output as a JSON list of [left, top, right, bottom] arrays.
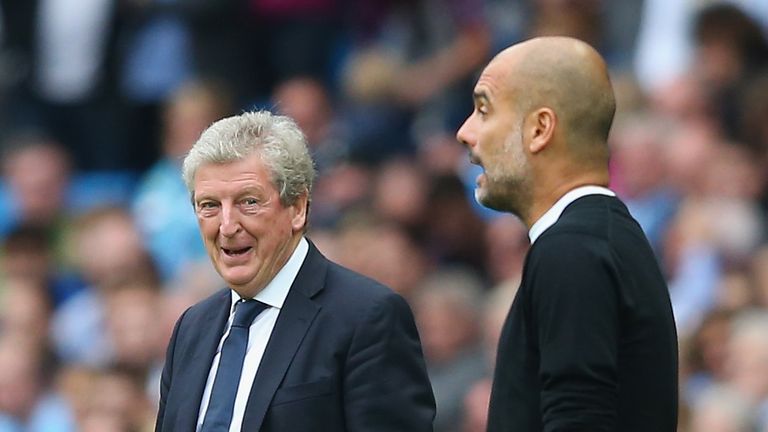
[[232, 299, 267, 328]]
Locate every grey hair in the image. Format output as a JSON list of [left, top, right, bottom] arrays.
[[182, 110, 316, 206]]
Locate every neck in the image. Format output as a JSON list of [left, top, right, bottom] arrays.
[[523, 170, 609, 228]]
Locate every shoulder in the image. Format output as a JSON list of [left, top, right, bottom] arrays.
[[549, 195, 614, 236], [526, 231, 614, 284], [326, 260, 392, 295], [524, 198, 625, 285], [318, 259, 412, 321], [175, 288, 229, 326], [523, 198, 636, 297], [326, 259, 403, 301], [534, 195, 640, 253], [190, 287, 230, 310]]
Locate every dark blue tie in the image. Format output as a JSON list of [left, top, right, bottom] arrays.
[[201, 299, 268, 431]]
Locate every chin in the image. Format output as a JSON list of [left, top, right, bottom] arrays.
[[478, 190, 521, 215], [479, 197, 506, 212], [476, 189, 502, 210], [474, 188, 489, 206], [219, 269, 255, 288]]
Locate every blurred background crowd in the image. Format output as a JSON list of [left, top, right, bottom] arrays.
[[0, 0, 766, 431]]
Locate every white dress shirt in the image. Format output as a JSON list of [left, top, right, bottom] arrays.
[[528, 186, 616, 245], [196, 238, 309, 432]]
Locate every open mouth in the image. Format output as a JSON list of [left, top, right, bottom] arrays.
[[222, 247, 252, 257]]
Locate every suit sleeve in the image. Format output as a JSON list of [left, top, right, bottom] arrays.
[[343, 291, 436, 431], [529, 233, 620, 432], [155, 308, 188, 432]]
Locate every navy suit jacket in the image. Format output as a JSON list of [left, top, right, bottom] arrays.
[[155, 240, 435, 432]]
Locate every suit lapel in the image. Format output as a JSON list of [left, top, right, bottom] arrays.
[[174, 289, 231, 431], [241, 241, 327, 431]]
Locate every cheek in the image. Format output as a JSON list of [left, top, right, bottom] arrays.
[[480, 126, 505, 155], [198, 219, 219, 240]]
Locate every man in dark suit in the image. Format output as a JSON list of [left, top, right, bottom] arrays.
[[155, 111, 435, 431], [456, 37, 678, 431]]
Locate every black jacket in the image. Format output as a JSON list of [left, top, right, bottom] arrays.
[[487, 195, 678, 432]]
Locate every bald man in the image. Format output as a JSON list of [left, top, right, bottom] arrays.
[[457, 37, 678, 431]]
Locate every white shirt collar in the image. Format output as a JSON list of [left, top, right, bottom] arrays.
[[230, 237, 309, 310], [528, 186, 615, 244]]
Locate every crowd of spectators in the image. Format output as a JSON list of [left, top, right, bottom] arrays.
[[0, 0, 767, 431]]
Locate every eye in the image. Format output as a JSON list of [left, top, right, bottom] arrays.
[[239, 197, 261, 213], [196, 200, 220, 216]]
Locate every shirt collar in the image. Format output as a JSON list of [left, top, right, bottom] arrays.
[[528, 185, 615, 244], [230, 237, 309, 310]]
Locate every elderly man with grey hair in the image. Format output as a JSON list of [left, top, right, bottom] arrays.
[[155, 111, 435, 432]]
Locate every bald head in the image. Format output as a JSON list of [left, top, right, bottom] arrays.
[[492, 37, 616, 163]]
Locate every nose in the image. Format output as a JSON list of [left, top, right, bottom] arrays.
[[219, 204, 242, 237], [456, 115, 476, 150]]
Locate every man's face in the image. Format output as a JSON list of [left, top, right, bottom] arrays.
[[193, 153, 306, 297], [456, 58, 532, 216]]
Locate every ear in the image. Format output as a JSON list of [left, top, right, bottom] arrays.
[[527, 108, 556, 154], [290, 191, 309, 232]]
